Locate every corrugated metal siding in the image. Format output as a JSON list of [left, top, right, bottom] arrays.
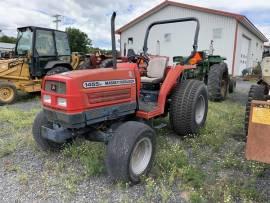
[[120, 5, 236, 73], [234, 24, 264, 76]]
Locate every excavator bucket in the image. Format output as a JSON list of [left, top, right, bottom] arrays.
[[246, 100, 270, 164]]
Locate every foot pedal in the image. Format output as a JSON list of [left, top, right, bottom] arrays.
[[154, 123, 167, 129]]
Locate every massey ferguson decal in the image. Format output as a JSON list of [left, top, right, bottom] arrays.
[[83, 79, 135, 88]]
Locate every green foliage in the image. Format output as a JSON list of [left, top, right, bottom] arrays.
[[252, 63, 262, 75], [88, 47, 112, 55], [65, 27, 92, 53], [180, 166, 205, 189], [63, 140, 105, 176], [190, 192, 205, 203], [0, 106, 39, 157], [0, 35, 17, 44]]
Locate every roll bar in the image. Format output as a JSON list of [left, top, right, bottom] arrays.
[[142, 17, 200, 60]]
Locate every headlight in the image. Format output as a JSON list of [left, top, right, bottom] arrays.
[[57, 97, 67, 107], [45, 80, 66, 94], [43, 95, 51, 104]]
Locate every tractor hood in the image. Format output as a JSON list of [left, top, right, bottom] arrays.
[[42, 63, 138, 113], [45, 63, 137, 84]]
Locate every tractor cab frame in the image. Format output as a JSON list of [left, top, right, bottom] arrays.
[[15, 26, 72, 77]]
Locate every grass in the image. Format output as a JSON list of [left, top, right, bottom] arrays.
[[62, 140, 105, 176], [0, 107, 39, 157], [0, 99, 269, 202]]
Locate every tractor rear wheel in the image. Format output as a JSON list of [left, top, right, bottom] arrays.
[[208, 63, 229, 101], [244, 85, 266, 137], [46, 66, 70, 76], [32, 111, 63, 151], [106, 121, 156, 183], [170, 79, 208, 136], [0, 82, 17, 105]]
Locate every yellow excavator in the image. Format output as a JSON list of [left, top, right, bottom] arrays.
[[0, 26, 85, 104]]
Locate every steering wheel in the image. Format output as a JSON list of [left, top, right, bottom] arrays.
[[128, 53, 149, 68]]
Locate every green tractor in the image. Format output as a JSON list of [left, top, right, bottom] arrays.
[[174, 51, 236, 101]]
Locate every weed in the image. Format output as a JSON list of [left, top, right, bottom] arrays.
[[222, 152, 243, 169], [180, 166, 205, 189], [154, 137, 188, 176], [63, 140, 105, 176], [18, 172, 29, 185], [145, 177, 157, 200], [0, 138, 17, 157], [189, 191, 205, 203], [159, 183, 172, 202]]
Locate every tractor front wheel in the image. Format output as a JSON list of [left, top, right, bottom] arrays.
[[244, 85, 266, 137], [208, 63, 229, 101], [32, 111, 63, 151], [0, 82, 17, 105], [170, 79, 208, 136], [106, 121, 156, 183]]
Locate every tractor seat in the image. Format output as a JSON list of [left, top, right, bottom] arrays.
[[141, 57, 168, 84]]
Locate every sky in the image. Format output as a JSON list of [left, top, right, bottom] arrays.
[[0, 0, 269, 49]]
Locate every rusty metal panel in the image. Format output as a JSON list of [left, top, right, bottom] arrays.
[[246, 100, 270, 164]]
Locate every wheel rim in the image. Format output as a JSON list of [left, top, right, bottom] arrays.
[[195, 95, 206, 124], [221, 80, 227, 97], [130, 137, 152, 176], [0, 87, 14, 102]]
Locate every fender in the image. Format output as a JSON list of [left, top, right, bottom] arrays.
[[44, 61, 72, 70], [136, 65, 195, 119]]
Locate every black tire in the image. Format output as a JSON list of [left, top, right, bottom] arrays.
[[106, 121, 156, 183], [208, 63, 229, 101], [228, 78, 236, 93], [46, 66, 70, 76], [244, 85, 266, 136], [100, 59, 113, 68], [0, 82, 17, 105], [169, 79, 208, 136], [32, 111, 63, 151]]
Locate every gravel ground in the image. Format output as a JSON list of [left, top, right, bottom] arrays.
[[0, 79, 269, 202]]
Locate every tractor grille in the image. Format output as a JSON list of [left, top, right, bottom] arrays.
[[45, 80, 66, 94], [88, 89, 130, 104]]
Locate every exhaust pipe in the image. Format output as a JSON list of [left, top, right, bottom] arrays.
[[111, 12, 117, 69]]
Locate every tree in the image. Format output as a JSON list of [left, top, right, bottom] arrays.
[[0, 35, 17, 44], [65, 27, 92, 53]]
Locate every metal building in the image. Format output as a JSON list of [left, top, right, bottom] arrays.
[[116, 1, 268, 76]]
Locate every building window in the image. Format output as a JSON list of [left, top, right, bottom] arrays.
[[164, 33, 171, 42], [128, 37, 133, 45], [213, 28, 223, 39]]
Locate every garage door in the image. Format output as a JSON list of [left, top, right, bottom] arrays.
[[239, 36, 251, 75]]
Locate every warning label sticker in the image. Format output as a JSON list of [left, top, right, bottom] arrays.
[[252, 107, 270, 125]]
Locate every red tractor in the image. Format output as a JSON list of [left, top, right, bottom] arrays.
[[32, 12, 208, 183]]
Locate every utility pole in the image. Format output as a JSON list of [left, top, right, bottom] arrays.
[[52, 14, 61, 30]]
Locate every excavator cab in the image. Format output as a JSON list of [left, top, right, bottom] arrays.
[[15, 26, 71, 77]]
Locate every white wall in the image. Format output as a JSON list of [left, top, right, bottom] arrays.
[[119, 5, 236, 73], [234, 23, 264, 75]]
